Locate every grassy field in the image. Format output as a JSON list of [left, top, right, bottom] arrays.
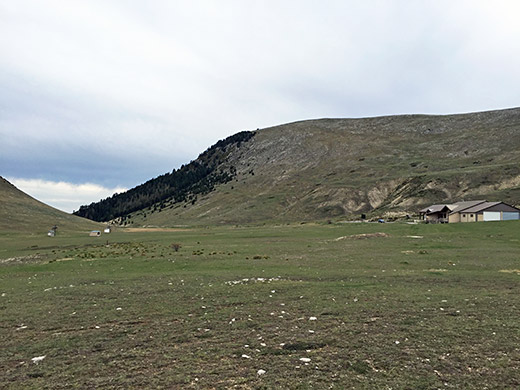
[[1, 221, 519, 389]]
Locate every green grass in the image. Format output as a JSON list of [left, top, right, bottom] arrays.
[[1, 221, 520, 389]]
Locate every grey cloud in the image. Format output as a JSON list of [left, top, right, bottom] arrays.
[[2, 0, 520, 207]]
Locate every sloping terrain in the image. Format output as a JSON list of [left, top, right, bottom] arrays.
[[82, 107, 520, 226], [73, 131, 254, 222], [0, 177, 101, 233]]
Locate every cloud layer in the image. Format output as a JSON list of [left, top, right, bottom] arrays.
[[2, 1, 520, 207], [7, 177, 126, 213]]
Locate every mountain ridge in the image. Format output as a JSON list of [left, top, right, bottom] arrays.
[[76, 107, 520, 225]]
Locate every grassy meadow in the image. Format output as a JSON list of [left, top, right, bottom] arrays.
[[1, 221, 520, 389]]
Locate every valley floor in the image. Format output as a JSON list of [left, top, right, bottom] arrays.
[[1, 222, 519, 389]]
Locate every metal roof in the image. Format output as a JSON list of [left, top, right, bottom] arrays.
[[419, 204, 449, 213], [421, 200, 519, 215], [420, 202, 476, 214], [459, 201, 502, 213], [448, 200, 487, 214]]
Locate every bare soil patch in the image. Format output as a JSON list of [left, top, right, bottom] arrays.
[[124, 227, 190, 232], [335, 232, 390, 241], [0, 254, 45, 265]]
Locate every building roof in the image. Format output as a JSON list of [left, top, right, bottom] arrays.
[[419, 204, 458, 214], [448, 200, 487, 214], [460, 201, 503, 213], [421, 200, 520, 217], [419, 204, 446, 213]]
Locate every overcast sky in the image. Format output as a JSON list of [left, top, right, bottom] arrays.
[[2, 0, 520, 212]]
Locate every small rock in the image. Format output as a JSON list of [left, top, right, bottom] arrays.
[[31, 355, 46, 364]]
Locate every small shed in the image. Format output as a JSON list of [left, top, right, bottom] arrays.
[[89, 230, 101, 237], [104, 226, 111, 234], [47, 225, 58, 237]]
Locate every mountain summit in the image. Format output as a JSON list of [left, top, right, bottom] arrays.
[[75, 107, 520, 225]]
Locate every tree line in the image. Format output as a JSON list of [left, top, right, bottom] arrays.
[[73, 131, 255, 222]]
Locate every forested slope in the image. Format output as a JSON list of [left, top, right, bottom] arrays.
[[73, 131, 254, 222]]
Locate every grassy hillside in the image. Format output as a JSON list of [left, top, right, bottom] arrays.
[[2, 221, 520, 388], [0, 177, 101, 234], [127, 107, 520, 226]]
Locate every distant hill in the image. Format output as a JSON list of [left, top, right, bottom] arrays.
[[0, 177, 101, 233], [76, 107, 520, 225]]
